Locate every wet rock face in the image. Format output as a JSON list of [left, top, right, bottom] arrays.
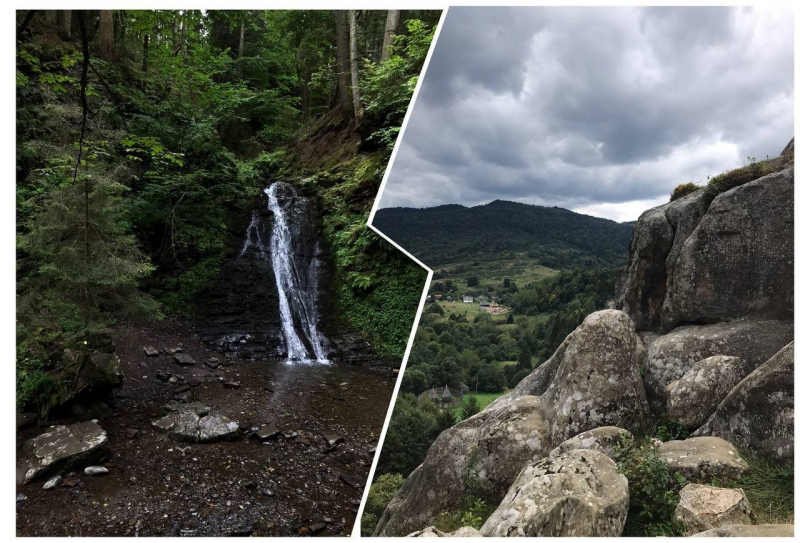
[[540, 310, 650, 444], [674, 484, 753, 536], [662, 169, 794, 329], [373, 396, 549, 537], [666, 355, 751, 430], [21, 421, 110, 484], [481, 450, 629, 537], [659, 437, 748, 483], [152, 402, 240, 443], [642, 319, 793, 413], [691, 523, 794, 537], [695, 342, 794, 463]]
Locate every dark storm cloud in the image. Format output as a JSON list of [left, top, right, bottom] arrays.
[[379, 7, 793, 222]]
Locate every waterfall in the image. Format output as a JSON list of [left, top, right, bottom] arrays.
[[241, 182, 329, 363]]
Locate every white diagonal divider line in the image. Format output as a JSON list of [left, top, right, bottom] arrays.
[[354, 7, 449, 537]]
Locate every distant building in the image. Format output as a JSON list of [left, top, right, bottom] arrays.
[[426, 295, 432, 303], [434, 294, 443, 300], [463, 296, 474, 303], [446, 296, 454, 302], [480, 301, 491, 307]]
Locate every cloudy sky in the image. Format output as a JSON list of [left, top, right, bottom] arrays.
[[378, 7, 794, 222]]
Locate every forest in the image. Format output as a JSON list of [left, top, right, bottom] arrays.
[[16, 9, 437, 413], [373, 199, 634, 269]]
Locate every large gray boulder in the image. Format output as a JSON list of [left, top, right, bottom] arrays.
[[548, 426, 632, 459], [659, 437, 748, 483], [642, 319, 793, 412], [695, 342, 794, 463], [666, 356, 751, 430], [662, 168, 794, 329], [405, 526, 482, 537], [373, 396, 549, 537], [21, 421, 110, 484], [480, 449, 629, 537], [541, 310, 650, 444], [691, 524, 794, 537], [674, 484, 753, 536]]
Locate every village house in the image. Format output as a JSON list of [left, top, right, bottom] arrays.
[[462, 295, 474, 303]]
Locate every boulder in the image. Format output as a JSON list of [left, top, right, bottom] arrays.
[[21, 421, 109, 484], [549, 426, 632, 459], [674, 484, 753, 535], [480, 449, 629, 537], [152, 403, 239, 443], [695, 342, 794, 463], [642, 319, 793, 412], [659, 437, 748, 483], [662, 168, 794, 329], [666, 356, 751, 430], [374, 396, 549, 537], [692, 524, 794, 537], [541, 310, 650, 444]]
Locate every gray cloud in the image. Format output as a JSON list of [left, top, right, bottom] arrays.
[[380, 7, 793, 222]]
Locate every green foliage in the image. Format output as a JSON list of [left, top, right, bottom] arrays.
[[614, 435, 687, 536], [361, 473, 405, 536], [360, 20, 436, 149], [460, 395, 481, 420], [377, 394, 440, 478], [654, 416, 690, 442], [670, 182, 700, 201]]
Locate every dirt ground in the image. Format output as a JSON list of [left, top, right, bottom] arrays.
[[16, 318, 395, 536]]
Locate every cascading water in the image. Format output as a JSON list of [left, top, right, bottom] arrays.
[[240, 182, 329, 364]]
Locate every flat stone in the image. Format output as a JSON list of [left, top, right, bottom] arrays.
[[223, 381, 241, 389], [173, 353, 196, 366], [143, 345, 159, 357], [659, 437, 748, 483], [549, 426, 632, 458], [152, 403, 239, 443], [675, 484, 753, 535], [22, 421, 109, 484], [254, 422, 280, 441], [84, 466, 109, 476], [42, 475, 62, 490]]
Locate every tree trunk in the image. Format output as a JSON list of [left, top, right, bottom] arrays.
[[348, 10, 362, 118], [238, 17, 245, 80], [97, 10, 114, 59], [57, 10, 71, 41], [381, 10, 402, 62], [172, 13, 180, 56], [333, 11, 352, 117], [142, 33, 149, 76], [76, 11, 91, 330]]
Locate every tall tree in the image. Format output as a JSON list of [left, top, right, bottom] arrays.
[[57, 10, 71, 41], [348, 10, 362, 118], [238, 14, 246, 80], [97, 10, 114, 59], [142, 32, 149, 75], [381, 10, 402, 62], [333, 11, 352, 116]]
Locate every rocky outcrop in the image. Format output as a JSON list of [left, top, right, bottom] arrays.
[[666, 355, 750, 430], [20, 421, 110, 484], [373, 396, 549, 537], [695, 342, 794, 463], [659, 437, 748, 483], [540, 310, 650, 443], [616, 145, 793, 333], [152, 402, 240, 443], [406, 526, 482, 537], [691, 524, 794, 537], [675, 484, 753, 535], [376, 310, 650, 536], [642, 319, 793, 412], [480, 450, 629, 537], [548, 426, 632, 459], [662, 169, 794, 329]]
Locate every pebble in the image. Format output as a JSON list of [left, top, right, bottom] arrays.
[[43, 475, 62, 490], [84, 466, 110, 476]]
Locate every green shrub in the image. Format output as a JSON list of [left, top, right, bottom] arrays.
[[704, 158, 777, 204], [670, 182, 700, 201], [654, 416, 689, 442], [614, 434, 687, 536], [361, 473, 405, 536]]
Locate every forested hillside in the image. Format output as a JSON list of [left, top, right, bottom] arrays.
[[16, 9, 436, 414], [373, 200, 633, 268]]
